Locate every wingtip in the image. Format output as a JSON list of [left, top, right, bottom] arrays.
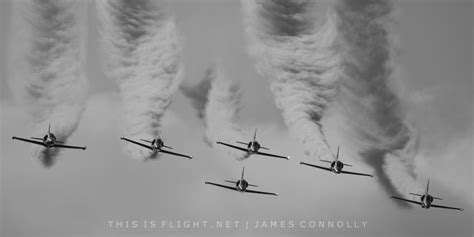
[[83, 147, 87, 150], [286, 156, 290, 160]]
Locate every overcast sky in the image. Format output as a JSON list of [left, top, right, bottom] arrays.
[[0, 0, 472, 237]]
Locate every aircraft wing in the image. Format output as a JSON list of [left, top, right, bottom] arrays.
[[340, 170, 373, 177], [430, 204, 463, 211], [300, 162, 332, 172], [12, 137, 45, 147], [120, 137, 152, 150], [245, 189, 278, 196], [255, 151, 289, 160], [390, 196, 422, 205], [205, 182, 237, 192], [216, 141, 248, 153], [160, 149, 192, 159], [52, 144, 86, 150]]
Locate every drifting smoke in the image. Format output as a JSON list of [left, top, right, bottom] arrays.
[[7, 0, 89, 167], [335, 0, 421, 204], [241, 0, 341, 161], [183, 66, 249, 160], [97, 0, 184, 160], [181, 68, 214, 120], [242, 0, 421, 202]]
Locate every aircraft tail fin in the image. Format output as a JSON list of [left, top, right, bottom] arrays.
[[253, 128, 257, 142], [241, 166, 245, 180], [425, 179, 430, 195], [48, 123, 51, 134], [335, 145, 340, 161]]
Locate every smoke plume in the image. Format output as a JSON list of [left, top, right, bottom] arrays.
[[7, 0, 89, 167], [241, 0, 341, 161], [97, 0, 184, 160], [335, 0, 421, 203], [183, 66, 249, 160]]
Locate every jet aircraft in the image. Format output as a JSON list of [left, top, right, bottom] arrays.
[[216, 129, 289, 160], [300, 146, 372, 177], [12, 123, 86, 150], [120, 132, 192, 159], [391, 179, 463, 211], [205, 167, 278, 196]]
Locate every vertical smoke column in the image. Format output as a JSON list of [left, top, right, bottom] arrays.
[[241, 0, 341, 160], [97, 0, 184, 160], [335, 0, 420, 201], [7, 0, 89, 167], [182, 66, 249, 160]]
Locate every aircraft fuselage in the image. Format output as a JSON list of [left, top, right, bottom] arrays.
[[247, 141, 260, 153], [150, 138, 165, 151], [330, 161, 344, 174], [420, 195, 434, 208], [43, 133, 56, 147], [236, 179, 249, 192]]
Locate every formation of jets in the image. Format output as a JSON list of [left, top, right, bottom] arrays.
[[11, 125, 464, 212]]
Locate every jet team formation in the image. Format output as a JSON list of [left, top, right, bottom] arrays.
[[11, 124, 463, 211]]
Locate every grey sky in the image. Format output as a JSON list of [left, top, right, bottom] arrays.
[[1, 0, 472, 237]]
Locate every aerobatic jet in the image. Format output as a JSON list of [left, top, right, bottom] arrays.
[[391, 179, 463, 211], [12, 123, 86, 150], [300, 146, 372, 177], [120, 131, 192, 159], [205, 167, 278, 196], [216, 129, 290, 160]]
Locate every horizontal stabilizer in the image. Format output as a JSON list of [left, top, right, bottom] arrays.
[[140, 139, 153, 143]]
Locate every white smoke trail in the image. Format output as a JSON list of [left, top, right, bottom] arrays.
[[7, 0, 89, 167], [241, 0, 341, 161], [204, 67, 249, 160], [183, 66, 249, 160], [335, 0, 422, 203], [97, 0, 184, 160]]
